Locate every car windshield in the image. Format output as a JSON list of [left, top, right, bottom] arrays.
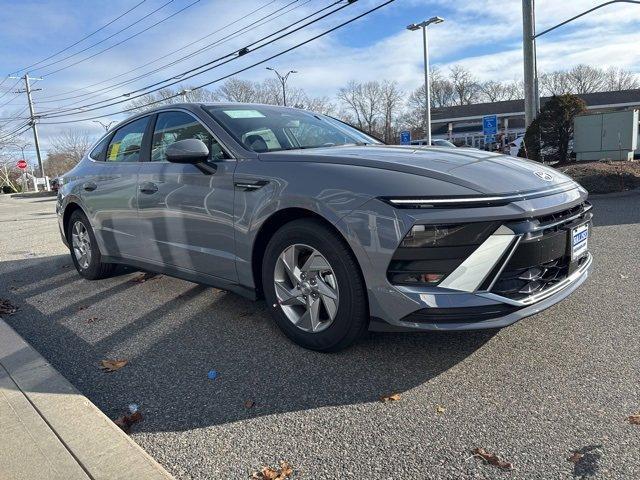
[[205, 105, 380, 153]]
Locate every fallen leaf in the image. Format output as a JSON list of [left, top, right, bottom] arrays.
[[436, 405, 446, 414], [245, 400, 256, 409], [78, 305, 87, 311], [130, 272, 157, 284], [113, 410, 143, 433], [628, 412, 640, 425], [380, 393, 401, 403], [251, 461, 293, 480], [99, 359, 128, 372], [86, 316, 99, 324], [0, 299, 18, 315], [568, 452, 584, 463], [473, 448, 513, 470]]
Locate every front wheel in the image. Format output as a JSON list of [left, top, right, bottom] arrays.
[[67, 210, 115, 280], [262, 219, 368, 352]]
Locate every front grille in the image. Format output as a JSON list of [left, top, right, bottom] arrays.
[[490, 202, 592, 301], [491, 256, 571, 300]]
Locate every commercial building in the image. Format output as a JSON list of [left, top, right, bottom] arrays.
[[430, 89, 640, 149]]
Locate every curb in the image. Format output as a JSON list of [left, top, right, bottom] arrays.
[[0, 318, 174, 480]]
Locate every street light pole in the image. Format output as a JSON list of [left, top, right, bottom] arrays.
[[407, 16, 444, 145], [266, 67, 297, 106]]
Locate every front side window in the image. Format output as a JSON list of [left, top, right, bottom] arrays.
[[151, 111, 226, 162], [205, 106, 380, 153], [106, 117, 149, 162]]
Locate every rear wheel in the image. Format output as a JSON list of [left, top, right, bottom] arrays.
[[262, 219, 368, 352], [67, 210, 115, 280]]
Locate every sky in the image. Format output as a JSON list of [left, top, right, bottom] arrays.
[[0, 0, 639, 161]]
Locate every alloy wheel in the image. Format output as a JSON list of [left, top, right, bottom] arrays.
[[71, 221, 92, 269], [273, 243, 339, 333]]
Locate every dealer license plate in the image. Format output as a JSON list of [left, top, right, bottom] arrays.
[[571, 223, 589, 260]]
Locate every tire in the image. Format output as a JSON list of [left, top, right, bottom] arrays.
[[67, 209, 115, 280], [262, 219, 368, 352]]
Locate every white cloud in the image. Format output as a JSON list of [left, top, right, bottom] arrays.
[[1, 0, 639, 152]]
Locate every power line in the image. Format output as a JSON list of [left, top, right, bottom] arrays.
[[10, 0, 148, 75], [35, 0, 280, 101], [32, 0, 178, 75], [41, 0, 203, 78], [40, 0, 396, 125], [41, 1, 210, 81], [40, 0, 347, 118], [35, 0, 299, 105], [0, 122, 31, 142], [0, 79, 22, 104]]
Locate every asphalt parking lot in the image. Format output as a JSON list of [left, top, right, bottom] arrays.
[[1, 193, 639, 479]]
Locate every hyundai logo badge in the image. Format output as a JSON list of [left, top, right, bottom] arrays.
[[534, 171, 553, 181]]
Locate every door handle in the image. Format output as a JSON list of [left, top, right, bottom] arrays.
[[138, 182, 158, 194], [83, 182, 97, 192]]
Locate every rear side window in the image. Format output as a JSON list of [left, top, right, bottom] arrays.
[[90, 136, 110, 161], [151, 111, 226, 162], [106, 117, 149, 162]]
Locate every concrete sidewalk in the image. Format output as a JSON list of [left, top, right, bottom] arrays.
[[0, 319, 173, 480]]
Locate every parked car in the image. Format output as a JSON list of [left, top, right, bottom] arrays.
[[410, 138, 457, 147], [57, 103, 593, 351], [508, 135, 524, 156]]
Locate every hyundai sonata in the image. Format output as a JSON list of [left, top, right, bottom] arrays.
[[57, 103, 593, 351]]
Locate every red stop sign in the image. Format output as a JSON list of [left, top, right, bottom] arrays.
[[17, 159, 27, 170]]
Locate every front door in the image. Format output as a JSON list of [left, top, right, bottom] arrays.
[[81, 116, 150, 259], [136, 110, 237, 281]]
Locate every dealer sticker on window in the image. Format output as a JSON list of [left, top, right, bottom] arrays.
[[571, 223, 589, 260]]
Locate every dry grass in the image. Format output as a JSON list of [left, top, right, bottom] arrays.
[[559, 160, 640, 194]]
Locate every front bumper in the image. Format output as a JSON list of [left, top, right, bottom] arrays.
[[337, 185, 593, 332], [369, 253, 592, 331]]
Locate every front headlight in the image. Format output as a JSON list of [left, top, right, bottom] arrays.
[[388, 222, 499, 286], [401, 223, 498, 248]]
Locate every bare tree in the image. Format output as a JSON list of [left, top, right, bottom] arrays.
[[338, 81, 386, 136], [429, 67, 455, 108], [604, 67, 640, 91], [539, 71, 572, 96], [44, 130, 95, 177], [297, 96, 335, 115], [479, 80, 523, 102], [449, 65, 480, 105], [379, 80, 404, 142], [565, 64, 607, 94]]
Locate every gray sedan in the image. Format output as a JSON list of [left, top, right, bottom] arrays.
[[56, 103, 592, 351]]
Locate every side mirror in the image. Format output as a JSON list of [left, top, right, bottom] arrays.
[[165, 139, 209, 164]]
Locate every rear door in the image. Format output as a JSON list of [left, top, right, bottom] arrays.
[[136, 110, 237, 281], [80, 116, 151, 259]]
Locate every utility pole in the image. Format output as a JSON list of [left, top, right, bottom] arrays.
[[266, 67, 297, 106], [12, 73, 46, 185], [522, 0, 539, 128]]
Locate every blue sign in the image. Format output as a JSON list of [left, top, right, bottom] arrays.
[[485, 134, 496, 144], [400, 130, 411, 145], [482, 115, 498, 136]]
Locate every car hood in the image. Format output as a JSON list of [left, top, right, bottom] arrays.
[[261, 145, 577, 195]]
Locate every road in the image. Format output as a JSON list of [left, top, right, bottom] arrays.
[[1, 193, 639, 479]]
